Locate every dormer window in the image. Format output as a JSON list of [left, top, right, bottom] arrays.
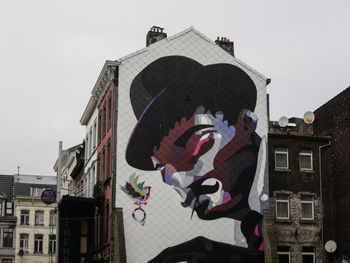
[[30, 187, 47, 197]]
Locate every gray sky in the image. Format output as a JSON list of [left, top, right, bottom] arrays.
[[1, 0, 349, 175]]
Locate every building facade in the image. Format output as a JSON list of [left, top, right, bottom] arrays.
[[112, 26, 270, 262], [14, 174, 57, 263], [268, 118, 331, 263], [80, 97, 99, 199], [92, 60, 118, 262], [0, 174, 15, 263], [314, 86, 350, 262]]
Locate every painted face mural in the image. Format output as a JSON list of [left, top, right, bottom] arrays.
[[126, 56, 265, 262]]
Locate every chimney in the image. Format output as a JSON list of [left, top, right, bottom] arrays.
[[215, 36, 234, 57], [146, 26, 167, 47]]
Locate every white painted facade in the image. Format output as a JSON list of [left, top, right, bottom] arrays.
[[114, 27, 269, 262], [80, 97, 98, 198]]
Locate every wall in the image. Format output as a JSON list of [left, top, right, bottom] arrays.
[[268, 129, 330, 263], [114, 28, 269, 262], [14, 196, 56, 263], [314, 87, 350, 262]]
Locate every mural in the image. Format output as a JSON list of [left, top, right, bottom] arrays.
[[121, 173, 151, 226], [124, 56, 266, 262]]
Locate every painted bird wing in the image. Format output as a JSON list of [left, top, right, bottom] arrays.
[[120, 182, 141, 198]]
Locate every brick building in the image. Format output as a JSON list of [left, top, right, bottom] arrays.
[[267, 118, 331, 263], [314, 86, 350, 262], [91, 60, 119, 262]]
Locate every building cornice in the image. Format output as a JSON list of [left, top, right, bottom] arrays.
[[92, 60, 120, 106], [80, 96, 97, 125]]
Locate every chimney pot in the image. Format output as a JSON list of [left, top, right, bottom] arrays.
[[146, 26, 167, 47]]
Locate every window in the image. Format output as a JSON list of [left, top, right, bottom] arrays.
[[107, 95, 112, 129], [85, 135, 89, 160], [300, 149, 313, 170], [0, 201, 3, 216], [99, 209, 104, 246], [106, 141, 110, 179], [20, 210, 30, 225], [302, 247, 315, 263], [105, 201, 109, 243], [30, 187, 46, 197], [34, 234, 43, 253], [102, 148, 105, 180], [93, 120, 97, 149], [275, 148, 288, 169], [276, 194, 290, 219], [89, 128, 93, 156], [97, 154, 101, 182], [49, 235, 56, 253], [277, 246, 290, 263], [301, 196, 314, 220], [35, 211, 44, 226], [98, 112, 102, 143], [1, 259, 12, 263], [84, 176, 88, 197], [102, 104, 106, 137], [20, 233, 29, 252], [50, 210, 56, 226], [6, 202, 12, 215], [80, 221, 88, 254], [2, 228, 13, 247]]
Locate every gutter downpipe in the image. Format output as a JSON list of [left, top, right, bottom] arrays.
[[319, 140, 331, 262]]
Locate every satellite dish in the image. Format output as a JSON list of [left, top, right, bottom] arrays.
[[304, 111, 315, 124], [278, 116, 288, 128], [325, 240, 337, 253]]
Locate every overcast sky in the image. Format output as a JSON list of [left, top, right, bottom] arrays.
[[0, 0, 349, 175]]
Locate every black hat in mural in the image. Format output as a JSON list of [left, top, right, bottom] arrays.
[[126, 55, 257, 171]]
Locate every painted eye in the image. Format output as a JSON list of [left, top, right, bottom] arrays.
[[192, 133, 214, 156]]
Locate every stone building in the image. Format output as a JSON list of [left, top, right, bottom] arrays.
[[13, 174, 57, 263], [0, 174, 15, 263], [314, 86, 350, 262], [268, 118, 331, 263]]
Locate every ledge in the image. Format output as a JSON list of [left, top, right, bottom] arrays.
[[274, 168, 291, 172], [299, 219, 317, 224], [275, 218, 292, 224]]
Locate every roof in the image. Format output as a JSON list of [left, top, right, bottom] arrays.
[[14, 174, 57, 185], [0, 174, 14, 200], [315, 86, 350, 113], [14, 183, 57, 196], [117, 26, 270, 84]]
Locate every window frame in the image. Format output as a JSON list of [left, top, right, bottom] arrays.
[[2, 227, 14, 248], [5, 202, 12, 215], [299, 149, 313, 171], [20, 210, 30, 225], [277, 246, 290, 263], [34, 234, 43, 254], [276, 194, 290, 219], [275, 147, 289, 169], [302, 247, 315, 263], [35, 211, 44, 226], [19, 233, 29, 252], [301, 196, 314, 220], [49, 235, 56, 254], [49, 210, 56, 226]]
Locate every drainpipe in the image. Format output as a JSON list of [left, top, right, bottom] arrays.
[[319, 140, 331, 262]]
